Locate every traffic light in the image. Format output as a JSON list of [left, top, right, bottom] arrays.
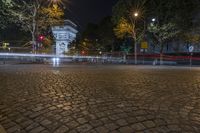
[[81, 50, 85, 55], [38, 35, 45, 42]]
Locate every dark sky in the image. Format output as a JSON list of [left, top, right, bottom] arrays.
[[66, 0, 118, 30]]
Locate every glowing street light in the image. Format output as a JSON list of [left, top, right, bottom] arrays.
[[133, 12, 139, 65], [134, 12, 139, 17], [152, 18, 156, 22]]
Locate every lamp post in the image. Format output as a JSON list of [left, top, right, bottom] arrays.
[[133, 12, 138, 65]]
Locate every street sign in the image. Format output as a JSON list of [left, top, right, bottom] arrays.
[[141, 42, 148, 49], [189, 46, 194, 53]]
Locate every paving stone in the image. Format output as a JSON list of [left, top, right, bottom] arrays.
[[105, 123, 118, 131], [156, 126, 171, 132], [29, 126, 44, 133], [25, 123, 39, 131], [49, 106, 57, 110], [100, 117, 112, 124], [1, 65, 200, 132], [68, 130, 79, 133], [66, 120, 79, 129], [143, 120, 156, 128], [15, 117, 26, 123], [89, 120, 103, 127], [63, 106, 72, 110], [54, 125, 69, 133], [77, 117, 88, 124], [95, 126, 109, 133], [40, 130, 50, 133], [110, 131, 120, 133], [20, 120, 33, 128], [45, 122, 60, 131], [34, 116, 45, 122], [108, 115, 120, 121], [131, 123, 146, 131], [168, 125, 181, 131], [116, 119, 128, 126], [2, 122, 16, 129], [136, 116, 147, 122], [29, 113, 41, 119], [56, 104, 64, 108], [154, 119, 166, 126], [7, 125, 21, 133], [76, 124, 93, 133], [32, 106, 44, 112], [118, 126, 133, 133], [40, 119, 52, 126], [126, 117, 138, 124]]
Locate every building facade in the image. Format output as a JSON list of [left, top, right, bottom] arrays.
[[52, 20, 78, 55]]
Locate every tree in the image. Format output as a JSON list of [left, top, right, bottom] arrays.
[[112, 0, 129, 25], [112, 0, 200, 39], [78, 17, 116, 54], [81, 23, 100, 53], [112, 0, 200, 64], [113, 0, 146, 64], [0, 0, 13, 29], [145, 0, 197, 63], [148, 22, 179, 64], [4, 0, 64, 52], [97, 16, 115, 52], [181, 33, 200, 46], [82, 23, 99, 41], [38, 4, 64, 33], [37, 4, 64, 52], [114, 18, 132, 39]]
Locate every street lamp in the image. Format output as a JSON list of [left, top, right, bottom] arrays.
[[152, 18, 156, 22], [134, 12, 139, 17], [133, 12, 138, 65]]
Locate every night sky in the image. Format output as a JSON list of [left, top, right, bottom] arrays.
[[66, 0, 118, 30]]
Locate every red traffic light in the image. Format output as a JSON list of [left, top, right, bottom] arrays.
[[81, 51, 85, 55], [38, 35, 45, 41]]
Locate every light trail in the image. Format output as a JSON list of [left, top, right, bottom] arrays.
[[0, 53, 110, 60]]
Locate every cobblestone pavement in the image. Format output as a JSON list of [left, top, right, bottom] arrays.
[[1, 65, 200, 133]]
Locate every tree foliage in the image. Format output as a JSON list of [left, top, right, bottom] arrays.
[[148, 23, 179, 52], [114, 18, 132, 39], [76, 16, 115, 53], [112, 0, 147, 43], [98, 17, 115, 51], [2, 0, 64, 50], [112, 0, 146, 25], [0, 0, 13, 29], [113, 0, 200, 33], [181, 33, 200, 45], [39, 4, 64, 32], [112, 0, 200, 52]]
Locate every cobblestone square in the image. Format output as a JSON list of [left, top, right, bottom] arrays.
[[1, 65, 200, 133]]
